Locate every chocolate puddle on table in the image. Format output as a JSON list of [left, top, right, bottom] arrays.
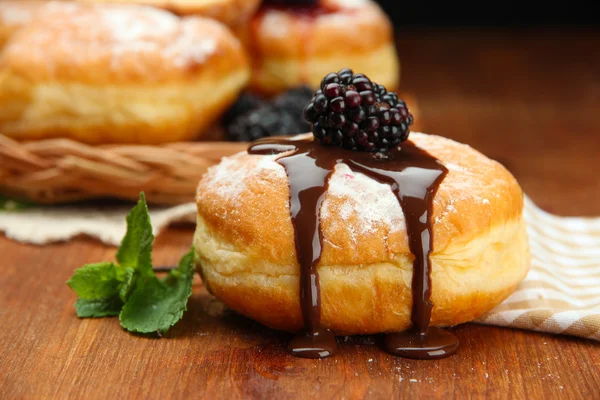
[[248, 137, 459, 359]]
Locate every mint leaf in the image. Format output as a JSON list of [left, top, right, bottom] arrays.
[[66, 193, 196, 337], [67, 262, 120, 300], [119, 249, 195, 334], [165, 248, 195, 285], [116, 193, 154, 278], [118, 267, 136, 303], [75, 297, 123, 318]]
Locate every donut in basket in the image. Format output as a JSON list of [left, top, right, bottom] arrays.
[[239, 0, 400, 96], [0, 2, 250, 145], [81, 0, 262, 28]]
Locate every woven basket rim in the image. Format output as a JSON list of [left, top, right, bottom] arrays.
[[0, 133, 249, 205]]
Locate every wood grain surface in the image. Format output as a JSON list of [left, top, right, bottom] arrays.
[[1, 29, 600, 399]]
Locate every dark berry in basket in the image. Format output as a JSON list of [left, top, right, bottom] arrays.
[[227, 107, 280, 142], [303, 69, 413, 152], [225, 86, 314, 142], [272, 86, 314, 111], [222, 92, 264, 124]]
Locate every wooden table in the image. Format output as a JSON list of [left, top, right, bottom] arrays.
[[1, 30, 599, 399]]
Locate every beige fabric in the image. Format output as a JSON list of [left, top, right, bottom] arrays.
[[0, 195, 598, 341], [0, 201, 196, 245], [475, 196, 600, 341]]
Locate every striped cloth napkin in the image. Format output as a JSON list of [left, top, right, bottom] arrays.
[[475, 196, 600, 341]]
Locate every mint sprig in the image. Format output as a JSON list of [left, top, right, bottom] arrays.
[[68, 262, 121, 300], [115, 194, 154, 278], [75, 297, 123, 318], [120, 250, 195, 334], [66, 193, 195, 335]]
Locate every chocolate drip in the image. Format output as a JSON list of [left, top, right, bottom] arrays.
[[250, 140, 338, 358], [248, 137, 459, 359]]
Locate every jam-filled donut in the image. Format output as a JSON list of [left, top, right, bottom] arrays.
[[81, 0, 262, 27], [0, 2, 250, 144], [194, 132, 529, 333], [193, 71, 529, 359], [240, 0, 401, 96], [0, 1, 48, 48]]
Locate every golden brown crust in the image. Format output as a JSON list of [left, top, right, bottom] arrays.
[[196, 133, 525, 266], [0, 0, 48, 48], [0, 2, 250, 144], [195, 217, 529, 334], [248, 43, 400, 97], [248, 0, 392, 59], [1, 3, 248, 84], [239, 0, 400, 95], [194, 132, 530, 334], [0, 69, 248, 144], [82, 0, 261, 26]]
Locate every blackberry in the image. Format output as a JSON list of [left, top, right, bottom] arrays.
[[225, 86, 313, 142], [222, 92, 264, 124], [304, 69, 413, 152], [272, 86, 314, 111]]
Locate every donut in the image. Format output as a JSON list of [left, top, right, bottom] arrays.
[[0, 2, 250, 144], [0, 1, 49, 48], [240, 0, 401, 96], [193, 132, 529, 340], [81, 0, 262, 27]]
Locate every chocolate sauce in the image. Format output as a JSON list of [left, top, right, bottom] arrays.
[[248, 137, 459, 359]]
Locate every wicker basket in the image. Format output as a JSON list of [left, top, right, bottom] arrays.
[[0, 94, 419, 206], [0, 133, 247, 205]]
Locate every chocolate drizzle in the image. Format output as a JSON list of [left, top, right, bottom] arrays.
[[248, 137, 459, 359]]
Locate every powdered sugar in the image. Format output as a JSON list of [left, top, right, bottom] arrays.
[[202, 151, 407, 240], [260, 11, 290, 39], [321, 164, 406, 238], [85, 5, 218, 68], [0, 4, 34, 25], [103, 8, 177, 42], [434, 198, 457, 225], [56, 3, 180, 43], [11, 2, 218, 76], [203, 153, 285, 200], [204, 132, 502, 240], [165, 23, 217, 67], [331, 0, 369, 7]]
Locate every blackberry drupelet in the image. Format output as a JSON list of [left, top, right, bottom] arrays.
[[304, 69, 413, 152], [225, 86, 313, 142]]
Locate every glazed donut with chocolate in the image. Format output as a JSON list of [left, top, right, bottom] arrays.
[[241, 0, 400, 95], [0, 1, 49, 48], [81, 0, 262, 27], [194, 132, 529, 340], [194, 72, 529, 359], [0, 2, 250, 144]]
